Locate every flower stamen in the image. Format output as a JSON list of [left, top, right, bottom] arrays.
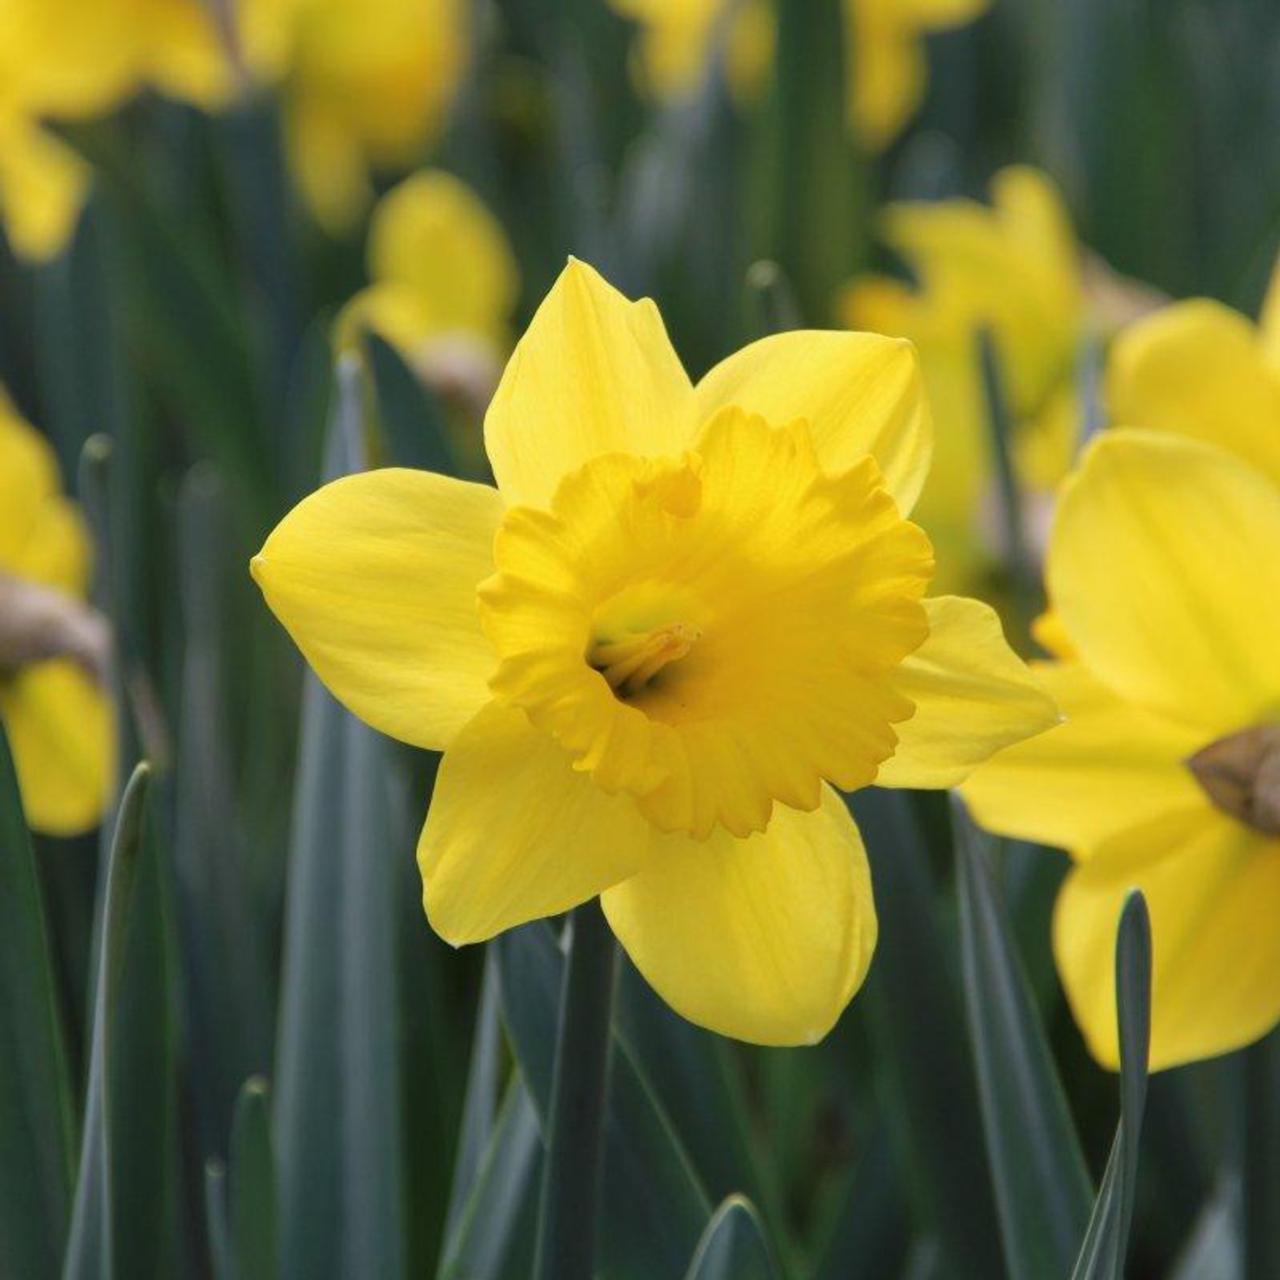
[[589, 622, 701, 697]]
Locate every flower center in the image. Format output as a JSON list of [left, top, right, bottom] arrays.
[[477, 407, 934, 838], [588, 621, 701, 697]]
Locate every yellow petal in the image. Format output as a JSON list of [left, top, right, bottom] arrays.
[[846, 10, 924, 151], [875, 596, 1059, 789], [693, 331, 933, 515], [15, 495, 92, 596], [0, 116, 89, 263], [0, 393, 60, 567], [1106, 299, 1280, 490], [252, 468, 503, 751], [601, 785, 875, 1046], [1047, 429, 1280, 734], [960, 661, 1207, 851], [1030, 607, 1075, 660], [418, 699, 649, 944], [1054, 807, 1280, 1070], [367, 169, 518, 346], [1259, 252, 1280, 374], [0, 660, 115, 836], [284, 103, 372, 232], [484, 258, 694, 507]]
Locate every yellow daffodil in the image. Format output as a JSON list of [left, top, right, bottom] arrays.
[[605, 0, 775, 103], [0, 393, 115, 835], [0, 0, 296, 260], [280, 0, 465, 231], [846, 0, 989, 150], [253, 259, 1055, 1045], [606, 0, 987, 150], [838, 167, 1084, 593], [962, 267, 1280, 1069], [336, 169, 518, 409]]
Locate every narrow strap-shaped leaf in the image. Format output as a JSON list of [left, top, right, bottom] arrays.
[[230, 1077, 276, 1280], [61, 762, 151, 1280], [437, 1076, 543, 1280], [683, 1196, 780, 1280], [495, 921, 712, 1280], [850, 788, 1006, 1280], [1244, 1029, 1280, 1279], [534, 900, 619, 1280], [1070, 890, 1152, 1280], [0, 725, 76, 1279], [205, 1160, 235, 1280], [273, 360, 407, 1279], [442, 950, 505, 1251], [615, 960, 785, 1241], [953, 798, 1093, 1278]]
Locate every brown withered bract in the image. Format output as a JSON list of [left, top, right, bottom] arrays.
[[0, 571, 110, 684], [1187, 725, 1280, 837]]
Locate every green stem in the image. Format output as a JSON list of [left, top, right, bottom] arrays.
[[533, 901, 618, 1280], [1244, 1028, 1280, 1280]]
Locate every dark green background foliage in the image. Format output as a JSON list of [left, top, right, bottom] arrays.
[[2, 1, 1278, 1276]]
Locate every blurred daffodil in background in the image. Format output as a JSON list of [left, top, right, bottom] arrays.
[[606, 0, 989, 148], [0, 0, 465, 258], [254, 259, 1056, 1046], [839, 167, 1085, 593], [0, 0, 295, 259], [0, 393, 114, 835], [279, 0, 465, 230], [336, 168, 519, 416], [962, 265, 1280, 1071]]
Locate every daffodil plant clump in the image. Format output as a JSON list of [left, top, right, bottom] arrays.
[[2, 4, 1278, 1279]]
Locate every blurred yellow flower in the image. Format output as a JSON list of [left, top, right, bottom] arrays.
[[0, 0, 297, 260], [0, 0, 464, 258], [280, 0, 466, 231], [254, 258, 1055, 1045], [0, 393, 115, 835], [606, 0, 775, 103], [606, 0, 988, 149], [839, 167, 1084, 592], [962, 267, 1280, 1069], [336, 169, 518, 407]]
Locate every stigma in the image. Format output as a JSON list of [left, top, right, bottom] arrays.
[[588, 622, 701, 697]]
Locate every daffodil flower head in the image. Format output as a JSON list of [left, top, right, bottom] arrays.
[[839, 166, 1084, 592], [254, 259, 1057, 1045], [962, 260, 1280, 1070], [335, 170, 518, 415]]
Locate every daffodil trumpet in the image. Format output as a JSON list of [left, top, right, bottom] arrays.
[[254, 258, 1056, 1046]]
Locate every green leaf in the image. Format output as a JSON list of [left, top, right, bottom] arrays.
[[534, 901, 619, 1280], [0, 724, 76, 1279], [173, 466, 274, 1157], [953, 799, 1093, 1278], [494, 921, 712, 1280], [615, 960, 784, 1237], [205, 1160, 235, 1280], [811, 1123, 910, 1280], [1244, 1029, 1280, 1280], [365, 334, 460, 476], [61, 763, 151, 1280], [1070, 890, 1152, 1280], [59, 121, 271, 518], [272, 361, 407, 1280], [229, 1078, 276, 1280], [850, 788, 1006, 1280], [683, 1197, 780, 1280], [442, 951, 505, 1249], [437, 1075, 543, 1280]]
